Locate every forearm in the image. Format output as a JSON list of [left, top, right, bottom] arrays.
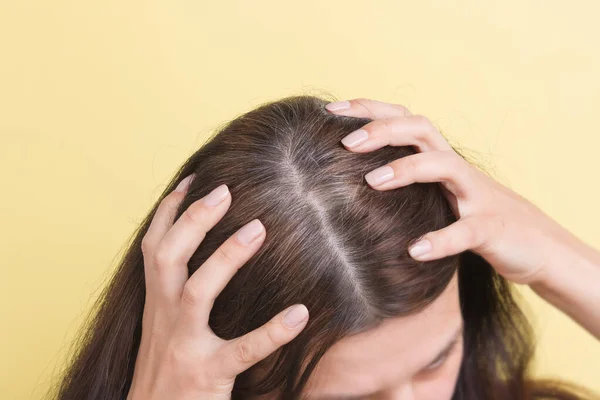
[[529, 232, 600, 340]]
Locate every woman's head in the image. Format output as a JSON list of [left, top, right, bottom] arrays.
[[47, 95, 589, 400], [265, 272, 464, 399], [178, 95, 463, 397]]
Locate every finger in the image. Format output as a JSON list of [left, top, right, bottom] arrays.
[[179, 219, 266, 331], [340, 115, 454, 153], [151, 183, 232, 304], [142, 174, 195, 258], [408, 215, 489, 261], [325, 98, 412, 119], [141, 174, 195, 299], [218, 304, 309, 378], [363, 150, 474, 199]]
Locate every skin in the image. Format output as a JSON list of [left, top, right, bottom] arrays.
[[248, 273, 463, 400], [127, 98, 600, 400], [301, 273, 464, 399]]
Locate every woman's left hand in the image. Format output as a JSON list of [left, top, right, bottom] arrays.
[[324, 98, 589, 286]]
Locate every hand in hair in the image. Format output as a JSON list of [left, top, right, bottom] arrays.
[[126, 175, 309, 400], [326, 98, 600, 339]]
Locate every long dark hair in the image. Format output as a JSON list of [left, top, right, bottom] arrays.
[[45, 94, 596, 399]]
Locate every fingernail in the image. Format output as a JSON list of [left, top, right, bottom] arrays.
[[283, 304, 309, 328], [365, 166, 394, 186], [409, 239, 432, 258], [341, 129, 369, 148], [175, 174, 195, 193], [204, 184, 229, 206], [237, 219, 264, 245], [325, 100, 351, 112]]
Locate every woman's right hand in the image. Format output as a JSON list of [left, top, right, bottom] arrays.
[[127, 174, 310, 400]]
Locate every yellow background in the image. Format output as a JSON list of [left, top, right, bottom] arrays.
[[1, 1, 599, 398]]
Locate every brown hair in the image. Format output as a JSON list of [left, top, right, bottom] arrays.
[[45, 94, 597, 399]]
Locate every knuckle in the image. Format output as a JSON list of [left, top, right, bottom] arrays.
[[378, 117, 395, 133], [412, 114, 435, 142], [182, 201, 208, 225], [479, 214, 501, 248], [152, 243, 176, 269], [264, 319, 284, 347], [393, 103, 410, 115], [233, 338, 258, 365], [450, 152, 467, 170], [463, 219, 481, 246], [401, 156, 419, 176], [181, 283, 206, 308], [160, 191, 185, 216], [434, 152, 472, 200], [412, 114, 433, 130], [353, 98, 376, 119], [140, 236, 154, 256], [442, 152, 467, 178], [215, 244, 239, 265], [458, 216, 489, 250], [354, 97, 370, 104]]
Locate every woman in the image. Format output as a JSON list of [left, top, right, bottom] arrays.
[[46, 96, 600, 399]]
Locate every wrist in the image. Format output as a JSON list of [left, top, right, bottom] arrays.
[[530, 221, 599, 285], [528, 233, 600, 339]]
